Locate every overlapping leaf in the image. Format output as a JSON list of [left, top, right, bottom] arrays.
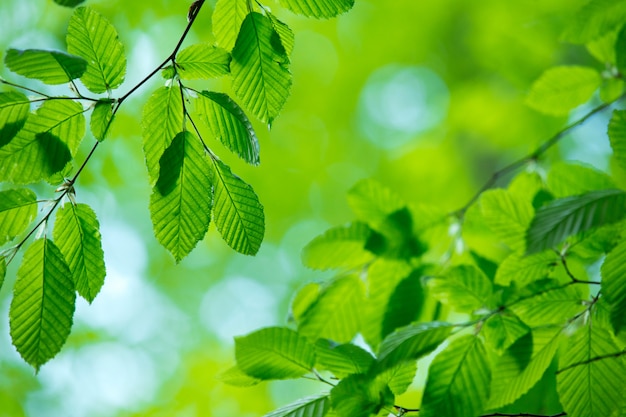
[[315, 340, 374, 379], [0, 257, 6, 292], [150, 131, 213, 262], [373, 359, 417, 396], [428, 265, 493, 313], [601, 239, 626, 332], [219, 365, 261, 387], [511, 284, 585, 326], [347, 178, 406, 230], [264, 394, 330, 417], [480, 188, 533, 253], [53, 203, 105, 302], [609, 110, 626, 172], [53, 0, 85, 6], [302, 222, 374, 270], [495, 251, 559, 286], [231, 12, 292, 125], [330, 373, 394, 417], [381, 272, 423, 338], [211, 160, 264, 254], [0, 188, 37, 246], [212, 0, 249, 51], [90, 99, 114, 141], [547, 162, 616, 198], [0, 91, 30, 148], [9, 239, 76, 370], [67, 6, 126, 93], [561, 0, 626, 44], [195, 91, 259, 165], [482, 313, 529, 355], [278, 0, 355, 18], [175, 44, 231, 80], [267, 12, 295, 57], [4, 49, 87, 85]]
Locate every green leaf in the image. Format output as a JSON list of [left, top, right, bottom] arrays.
[[617, 25, 626, 75], [150, 131, 213, 262], [511, 284, 585, 327], [547, 162, 616, 198], [480, 188, 534, 253], [364, 208, 424, 260], [175, 44, 231, 80], [235, 327, 315, 380], [372, 360, 417, 396], [525, 189, 626, 254], [483, 313, 530, 355], [381, 272, 423, 338], [297, 275, 364, 343], [601, 239, 626, 333], [557, 325, 626, 417], [526, 66, 601, 116], [347, 178, 406, 230], [315, 340, 374, 379], [9, 239, 76, 370], [609, 110, 626, 173], [212, 0, 249, 51], [90, 99, 114, 141], [218, 365, 261, 387], [330, 373, 394, 417], [428, 265, 493, 313], [67, 6, 126, 93], [600, 77, 624, 102], [420, 335, 491, 417], [142, 87, 184, 185], [291, 282, 321, 323], [231, 12, 292, 125], [278, 0, 355, 18], [0, 257, 6, 292], [561, 0, 626, 44], [267, 12, 295, 57], [302, 222, 374, 270], [211, 159, 265, 255], [264, 394, 330, 417], [0, 100, 85, 184], [0, 188, 37, 246], [488, 327, 562, 409], [52, 203, 105, 303], [0, 91, 30, 148], [376, 322, 452, 371], [195, 91, 259, 165], [53, 0, 85, 6], [4, 49, 87, 85], [495, 251, 559, 286]]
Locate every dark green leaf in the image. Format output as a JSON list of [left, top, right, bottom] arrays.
[[347, 178, 405, 230], [67, 6, 126, 93], [526, 189, 626, 254], [90, 99, 114, 141], [212, 0, 248, 51], [176, 44, 231, 79], [278, 0, 355, 18], [601, 239, 626, 333], [53, 203, 106, 303], [330, 373, 394, 417], [267, 12, 295, 57], [211, 159, 264, 255], [53, 0, 85, 6], [511, 284, 585, 327], [195, 91, 259, 165], [0, 91, 30, 148], [429, 265, 493, 313], [561, 0, 626, 44], [301, 222, 374, 270], [381, 272, 423, 338], [231, 12, 292, 125], [264, 394, 330, 417], [315, 340, 374, 379], [235, 327, 315, 380], [609, 110, 626, 173], [4, 49, 87, 85], [0, 188, 37, 246], [9, 239, 76, 370]]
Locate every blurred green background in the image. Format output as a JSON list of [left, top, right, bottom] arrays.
[[0, 0, 610, 415]]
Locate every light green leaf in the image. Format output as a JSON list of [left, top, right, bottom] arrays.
[[142, 86, 184, 185], [428, 265, 493, 313], [347, 178, 405, 230], [495, 251, 559, 286], [218, 365, 261, 387], [376, 322, 451, 371], [488, 327, 562, 409], [264, 394, 330, 417], [53, 0, 85, 6], [211, 159, 264, 255], [53, 203, 105, 303], [0, 257, 6, 292], [267, 12, 295, 57], [175, 44, 230, 80], [547, 161, 616, 198], [480, 188, 534, 253], [0, 188, 37, 246], [600, 77, 624, 102], [526, 189, 626, 254], [231, 12, 292, 125], [557, 325, 626, 417], [9, 239, 76, 370], [235, 327, 315, 380], [0, 100, 85, 184], [195, 91, 259, 165], [212, 0, 248, 51], [587, 29, 619, 65], [150, 131, 212, 262], [511, 284, 585, 327], [483, 313, 529, 355], [291, 282, 320, 322], [67, 6, 126, 93], [302, 222, 374, 270], [90, 99, 114, 141], [526, 66, 601, 116], [330, 373, 394, 417], [278, 0, 355, 18], [4, 49, 87, 85], [0, 91, 30, 148], [601, 239, 626, 333], [561, 0, 626, 44], [315, 340, 374, 379], [373, 360, 417, 396], [420, 335, 491, 417], [298, 275, 364, 343], [609, 110, 626, 173]]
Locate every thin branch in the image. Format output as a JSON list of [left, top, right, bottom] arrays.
[[1, 79, 51, 97], [559, 251, 601, 285], [556, 349, 626, 374], [311, 369, 336, 387]]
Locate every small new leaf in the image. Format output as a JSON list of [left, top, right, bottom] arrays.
[[0, 91, 30, 148], [5, 49, 87, 85], [0, 188, 38, 246], [90, 100, 114, 142], [302, 222, 374, 270]]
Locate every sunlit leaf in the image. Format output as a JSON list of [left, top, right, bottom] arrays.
[[315, 340, 374, 379], [219, 365, 261, 387], [264, 394, 330, 417], [480, 188, 533, 253], [231, 12, 292, 125], [547, 162, 616, 198], [526, 189, 626, 254], [90, 99, 114, 141], [53, 203, 106, 303], [609, 110, 626, 173], [347, 178, 405, 230], [0, 91, 30, 148], [495, 251, 559, 286], [9, 239, 76, 371], [0, 257, 5, 292], [601, 239, 626, 333], [142, 86, 184, 185], [600, 77, 624, 102], [267, 12, 295, 57], [373, 360, 417, 396], [0, 188, 37, 246], [557, 325, 626, 417], [67, 6, 126, 93], [235, 327, 315, 380], [330, 373, 394, 417], [297, 275, 364, 343], [291, 282, 320, 322], [4, 49, 87, 85], [195, 91, 259, 165], [420, 335, 491, 417], [511, 284, 585, 327], [428, 265, 493, 313], [278, 0, 355, 18], [526, 66, 601, 115], [176, 44, 231, 79], [212, 0, 248, 51], [483, 313, 529, 355], [53, 0, 85, 6], [561, 0, 626, 44], [302, 222, 374, 270]]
